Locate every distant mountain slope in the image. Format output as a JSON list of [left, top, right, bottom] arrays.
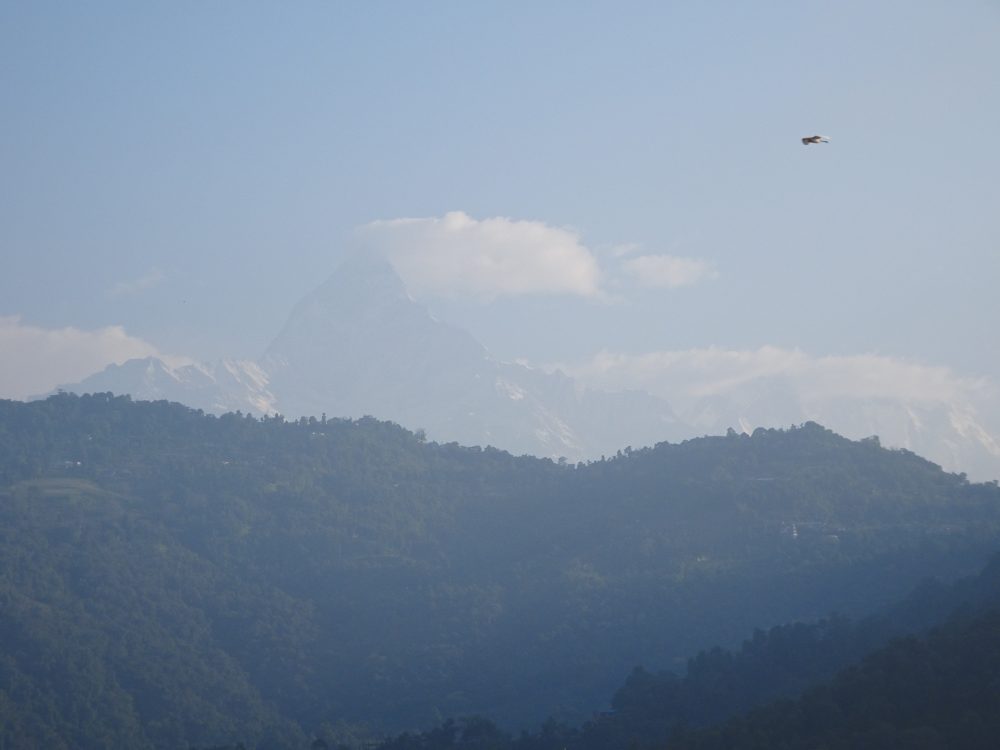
[[2, 394, 1000, 748], [58, 255, 687, 461], [55, 356, 276, 415], [261, 253, 687, 459]]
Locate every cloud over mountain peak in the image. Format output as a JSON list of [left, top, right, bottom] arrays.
[[358, 211, 603, 300]]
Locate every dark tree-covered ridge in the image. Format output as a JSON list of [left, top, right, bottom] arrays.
[[663, 604, 1000, 750], [377, 554, 1000, 750], [1, 393, 999, 749]]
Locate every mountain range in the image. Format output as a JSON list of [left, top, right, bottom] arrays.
[[59, 255, 688, 460], [56, 254, 1000, 480]]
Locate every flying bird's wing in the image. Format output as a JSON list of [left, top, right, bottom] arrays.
[[801, 135, 830, 145]]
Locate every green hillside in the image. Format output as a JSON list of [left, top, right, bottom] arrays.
[[376, 554, 1000, 750], [1, 393, 999, 749]]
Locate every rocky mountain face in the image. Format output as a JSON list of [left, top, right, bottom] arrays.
[[53, 255, 1000, 479], [259, 254, 688, 458]]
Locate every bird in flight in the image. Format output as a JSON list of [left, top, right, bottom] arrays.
[[801, 135, 831, 145]]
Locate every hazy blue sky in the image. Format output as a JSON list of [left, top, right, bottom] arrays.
[[2, 1, 998, 396]]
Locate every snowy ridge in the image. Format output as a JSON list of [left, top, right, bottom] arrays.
[[54, 356, 277, 417]]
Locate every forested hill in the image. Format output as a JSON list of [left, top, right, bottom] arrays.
[[374, 552, 1000, 750], [379, 555, 1000, 750], [662, 605, 1000, 749], [2, 393, 1000, 749]]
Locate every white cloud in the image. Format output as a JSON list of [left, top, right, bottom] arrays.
[[0, 316, 172, 399], [108, 268, 165, 297], [564, 346, 991, 405], [610, 243, 642, 258], [622, 254, 718, 289], [358, 211, 602, 300]]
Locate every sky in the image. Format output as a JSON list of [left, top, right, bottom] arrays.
[[2, 1, 999, 405]]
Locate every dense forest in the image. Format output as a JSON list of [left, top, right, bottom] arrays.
[[1, 393, 1000, 749], [374, 552, 1000, 750], [664, 606, 1000, 749]]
